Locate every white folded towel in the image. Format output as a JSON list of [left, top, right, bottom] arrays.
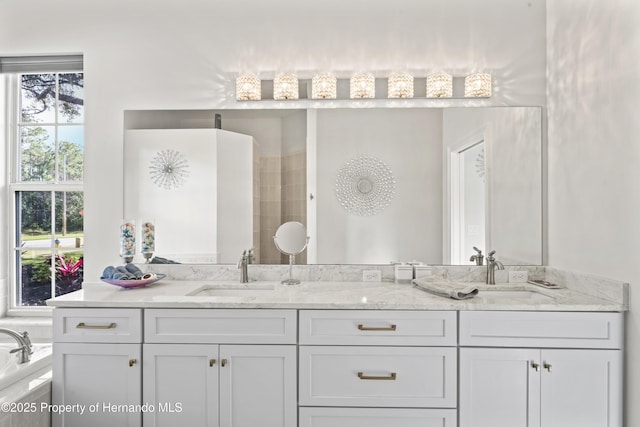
[[413, 278, 479, 300]]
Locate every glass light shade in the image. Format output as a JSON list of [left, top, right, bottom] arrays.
[[273, 73, 299, 100], [235, 74, 261, 101], [465, 73, 492, 97], [426, 72, 453, 98], [311, 74, 337, 99], [350, 73, 375, 99], [387, 73, 414, 98]]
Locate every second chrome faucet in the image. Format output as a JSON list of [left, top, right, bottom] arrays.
[[486, 250, 504, 284]]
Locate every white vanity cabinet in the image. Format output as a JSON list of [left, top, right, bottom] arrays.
[[143, 309, 297, 427], [52, 308, 143, 427], [298, 310, 458, 427], [458, 311, 624, 427], [51, 300, 625, 427]]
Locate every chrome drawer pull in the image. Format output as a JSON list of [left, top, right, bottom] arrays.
[[76, 322, 117, 329], [357, 324, 397, 331], [531, 361, 540, 371], [129, 359, 137, 367], [358, 372, 397, 380]]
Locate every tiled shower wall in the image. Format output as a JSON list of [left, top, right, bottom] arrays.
[[259, 150, 307, 265], [260, 156, 282, 264], [281, 150, 307, 264]]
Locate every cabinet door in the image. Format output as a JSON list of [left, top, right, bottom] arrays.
[[52, 342, 141, 427], [459, 347, 541, 427], [219, 345, 297, 427], [540, 349, 622, 427], [143, 344, 219, 427]]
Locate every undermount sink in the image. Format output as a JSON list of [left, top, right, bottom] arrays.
[[480, 289, 555, 302], [187, 283, 275, 297]]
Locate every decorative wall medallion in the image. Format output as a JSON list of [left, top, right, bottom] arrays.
[[335, 156, 395, 216], [149, 149, 190, 189]]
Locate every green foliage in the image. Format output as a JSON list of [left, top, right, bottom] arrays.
[[26, 254, 84, 286], [58, 139, 84, 181], [20, 126, 55, 181], [20, 78, 84, 234], [30, 260, 52, 285]]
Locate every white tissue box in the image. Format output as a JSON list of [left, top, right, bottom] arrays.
[[394, 264, 413, 284], [414, 265, 432, 279]]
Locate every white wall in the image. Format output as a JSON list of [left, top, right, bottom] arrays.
[[546, 0, 640, 425], [282, 111, 306, 156], [0, 78, 7, 315], [443, 107, 543, 265], [315, 108, 443, 264], [0, 0, 547, 280], [216, 130, 254, 263], [223, 117, 282, 157]]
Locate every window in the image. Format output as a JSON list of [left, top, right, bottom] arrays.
[[8, 70, 84, 309]]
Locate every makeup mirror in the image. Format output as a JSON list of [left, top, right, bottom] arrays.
[[273, 221, 309, 285]]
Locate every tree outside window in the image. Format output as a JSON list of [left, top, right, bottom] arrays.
[[14, 72, 84, 306]]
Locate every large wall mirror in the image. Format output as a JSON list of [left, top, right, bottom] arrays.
[[124, 106, 542, 266]]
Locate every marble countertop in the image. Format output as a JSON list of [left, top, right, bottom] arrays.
[[46, 279, 627, 311]]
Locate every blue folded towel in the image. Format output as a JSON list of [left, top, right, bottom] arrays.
[[101, 266, 117, 279], [150, 256, 180, 264], [124, 263, 143, 276], [101, 264, 144, 280]]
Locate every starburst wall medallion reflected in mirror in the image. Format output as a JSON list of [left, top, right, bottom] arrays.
[[149, 149, 190, 189]]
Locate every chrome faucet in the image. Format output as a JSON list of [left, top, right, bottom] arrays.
[[486, 250, 504, 285], [238, 250, 249, 283], [470, 247, 484, 266], [0, 328, 32, 364]]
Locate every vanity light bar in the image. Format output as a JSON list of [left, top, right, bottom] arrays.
[[236, 72, 492, 101]]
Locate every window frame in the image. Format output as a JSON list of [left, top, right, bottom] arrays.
[[6, 72, 84, 316]]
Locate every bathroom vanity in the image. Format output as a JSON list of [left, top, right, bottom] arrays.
[[48, 277, 626, 427]]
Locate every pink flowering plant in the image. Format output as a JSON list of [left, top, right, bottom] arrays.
[[55, 254, 83, 295], [56, 255, 83, 280]]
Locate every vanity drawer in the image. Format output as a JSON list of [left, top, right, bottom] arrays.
[[299, 310, 456, 346], [53, 308, 142, 343], [145, 309, 297, 344], [299, 346, 457, 408], [299, 407, 457, 427], [459, 311, 624, 349]]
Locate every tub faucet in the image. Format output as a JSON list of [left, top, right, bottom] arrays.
[[486, 250, 504, 285], [238, 250, 249, 283], [0, 328, 32, 364]]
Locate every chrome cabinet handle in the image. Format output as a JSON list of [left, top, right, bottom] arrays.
[[357, 372, 397, 380], [357, 324, 397, 331], [129, 359, 137, 367], [543, 362, 552, 372], [531, 361, 540, 371], [209, 359, 216, 367], [221, 359, 228, 367], [76, 322, 116, 329]]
